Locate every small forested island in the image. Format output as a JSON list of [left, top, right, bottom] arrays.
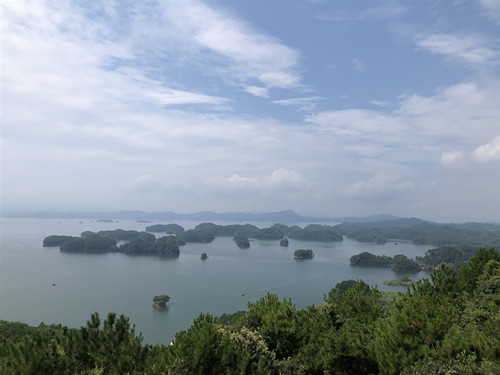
[[383, 275, 415, 286], [2, 248, 498, 374], [152, 295, 170, 309], [145, 223, 184, 234], [200, 252, 208, 260], [350, 252, 421, 272], [233, 233, 250, 248], [294, 249, 314, 259], [280, 238, 289, 247]]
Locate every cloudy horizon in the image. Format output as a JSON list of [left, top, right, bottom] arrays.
[[1, 0, 500, 223]]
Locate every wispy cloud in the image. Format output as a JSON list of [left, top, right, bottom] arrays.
[[352, 58, 366, 73], [223, 169, 308, 191], [273, 96, 324, 112], [344, 172, 414, 199], [161, 0, 302, 94], [317, 2, 406, 22], [414, 33, 499, 68], [480, 0, 500, 24]]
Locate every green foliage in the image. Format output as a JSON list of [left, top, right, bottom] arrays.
[[251, 227, 284, 240], [43, 235, 80, 247], [233, 233, 250, 248], [145, 223, 184, 233], [59, 236, 117, 253], [288, 225, 343, 242], [350, 251, 393, 267], [176, 229, 215, 243], [167, 314, 277, 374], [242, 293, 305, 360], [457, 247, 500, 294], [2, 248, 499, 375], [416, 245, 479, 269], [342, 221, 500, 247], [350, 252, 420, 271], [325, 279, 358, 301], [294, 249, 314, 259], [200, 252, 208, 260], [279, 238, 289, 247], [152, 295, 170, 308], [392, 254, 421, 272], [384, 275, 415, 286]]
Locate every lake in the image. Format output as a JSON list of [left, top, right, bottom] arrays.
[[0, 218, 431, 344]]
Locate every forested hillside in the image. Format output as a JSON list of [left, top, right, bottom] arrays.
[[1, 248, 498, 374]]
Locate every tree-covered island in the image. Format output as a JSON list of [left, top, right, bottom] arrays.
[[233, 233, 250, 248], [294, 249, 314, 259], [152, 295, 170, 309], [350, 252, 421, 272]]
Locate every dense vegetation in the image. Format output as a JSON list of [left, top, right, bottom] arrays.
[[294, 249, 314, 259], [44, 230, 181, 257], [152, 295, 170, 309], [288, 224, 343, 242], [1, 248, 498, 374], [384, 275, 415, 286], [350, 252, 422, 272], [175, 229, 215, 243], [233, 233, 250, 248], [145, 223, 184, 234], [43, 235, 80, 247], [280, 238, 289, 247], [337, 221, 500, 248]]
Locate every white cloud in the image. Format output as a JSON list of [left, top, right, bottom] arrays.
[[352, 57, 366, 73], [440, 151, 463, 165], [370, 100, 389, 107], [414, 33, 499, 67], [344, 172, 414, 198], [162, 0, 302, 91], [273, 96, 324, 111], [480, 0, 500, 23], [146, 89, 228, 106], [306, 109, 404, 137], [244, 86, 269, 98], [473, 136, 500, 161], [225, 169, 307, 191]]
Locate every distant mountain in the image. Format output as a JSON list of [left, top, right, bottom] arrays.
[[0, 209, 408, 225]]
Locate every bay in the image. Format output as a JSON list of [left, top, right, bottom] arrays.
[[0, 218, 430, 344]]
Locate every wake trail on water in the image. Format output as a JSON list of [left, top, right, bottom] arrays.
[[241, 278, 294, 297]]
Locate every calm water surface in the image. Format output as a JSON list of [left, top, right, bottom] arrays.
[[0, 218, 431, 344]]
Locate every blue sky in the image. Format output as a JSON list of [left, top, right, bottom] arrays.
[[1, 0, 500, 222]]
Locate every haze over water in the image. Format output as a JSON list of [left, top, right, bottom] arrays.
[[0, 218, 430, 344]]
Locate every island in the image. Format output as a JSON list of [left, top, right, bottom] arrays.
[[288, 225, 343, 242], [152, 295, 170, 309], [349, 252, 421, 272], [280, 238, 289, 247], [145, 223, 185, 234], [294, 249, 314, 259], [200, 252, 208, 260], [233, 234, 250, 248]]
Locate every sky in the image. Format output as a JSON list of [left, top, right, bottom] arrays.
[[1, 0, 500, 223]]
